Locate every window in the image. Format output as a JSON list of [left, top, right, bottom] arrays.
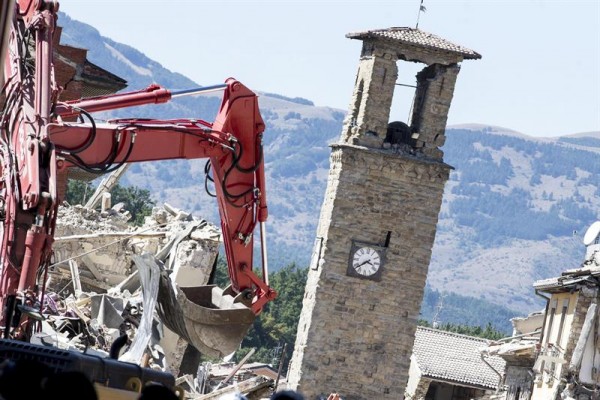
[[555, 298, 570, 347], [544, 299, 558, 345]]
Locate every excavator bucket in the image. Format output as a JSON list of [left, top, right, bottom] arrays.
[[133, 253, 256, 358], [155, 271, 256, 358], [177, 285, 256, 357]]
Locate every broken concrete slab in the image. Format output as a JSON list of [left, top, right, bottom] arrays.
[[90, 294, 126, 329]]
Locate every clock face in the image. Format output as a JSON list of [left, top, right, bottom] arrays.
[[352, 246, 381, 276]]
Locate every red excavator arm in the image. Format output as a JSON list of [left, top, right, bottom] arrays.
[[0, 0, 276, 349]]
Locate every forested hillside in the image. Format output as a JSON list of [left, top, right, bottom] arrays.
[[430, 126, 600, 314], [57, 14, 600, 329], [443, 128, 598, 245]]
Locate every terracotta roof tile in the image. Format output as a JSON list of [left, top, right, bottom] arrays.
[[412, 326, 505, 389], [347, 27, 481, 60]]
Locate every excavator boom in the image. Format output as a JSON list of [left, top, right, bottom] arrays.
[[0, 0, 276, 356]]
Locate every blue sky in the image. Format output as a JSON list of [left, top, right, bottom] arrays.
[[58, 0, 599, 137]]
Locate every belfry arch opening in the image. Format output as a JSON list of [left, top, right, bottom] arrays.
[[388, 60, 423, 146], [342, 27, 480, 159]]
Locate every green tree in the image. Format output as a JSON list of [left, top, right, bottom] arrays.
[[240, 262, 307, 369], [417, 320, 506, 340], [66, 179, 94, 205], [110, 184, 155, 225], [212, 259, 307, 371], [66, 180, 155, 226], [212, 256, 230, 287]]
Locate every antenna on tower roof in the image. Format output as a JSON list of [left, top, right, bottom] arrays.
[[415, 0, 426, 29]]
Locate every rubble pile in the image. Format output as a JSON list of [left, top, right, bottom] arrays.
[[50, 203, 220, 293], [56, 202, 131, 236], [175, 360, 278, 399], [40, 202, 221, 375]]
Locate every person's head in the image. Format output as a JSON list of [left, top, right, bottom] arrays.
[[271, 390, 304, 400], [0, 359, 52, 400], [139, 384, 179, 400]]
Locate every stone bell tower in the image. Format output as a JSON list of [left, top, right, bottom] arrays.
[[287, 28, 480, 399]]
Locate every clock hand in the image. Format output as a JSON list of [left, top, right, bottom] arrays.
[[355, 259, 372, 268]]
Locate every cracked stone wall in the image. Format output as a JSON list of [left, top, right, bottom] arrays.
[[505, 366, 534, 400]]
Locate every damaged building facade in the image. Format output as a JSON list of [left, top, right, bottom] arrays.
[[483, 313, 543, 400], [478, 221, 600, 400], [408, 220, 600, 400], [528, 222, 600, 400]]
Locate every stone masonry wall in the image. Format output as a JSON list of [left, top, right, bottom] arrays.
[[287, 144, 450, 399], [505, 366, 534, 400], [375, 40, 465, 66], [340, 38, 462, 161], [411, 63, 460, 160], [409, 377, 432, 400], [562, 288, 598, 379], [341, 45, 398, 147]]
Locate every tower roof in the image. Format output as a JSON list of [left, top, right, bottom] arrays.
[[347, 27, 481, 60]]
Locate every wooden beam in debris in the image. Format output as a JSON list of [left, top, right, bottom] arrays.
[[108, 270, 141, 295], [79, 274, 113, 291], [55, 231, 166, 243], [214, 348, 256, 391], [69, 259, 82, 297], [81, 255, 104, 281], [66, 299, 90, 323], [194, 377, 270, 400], [274, 342, 288, 392], [85, 164, 130, 209]]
